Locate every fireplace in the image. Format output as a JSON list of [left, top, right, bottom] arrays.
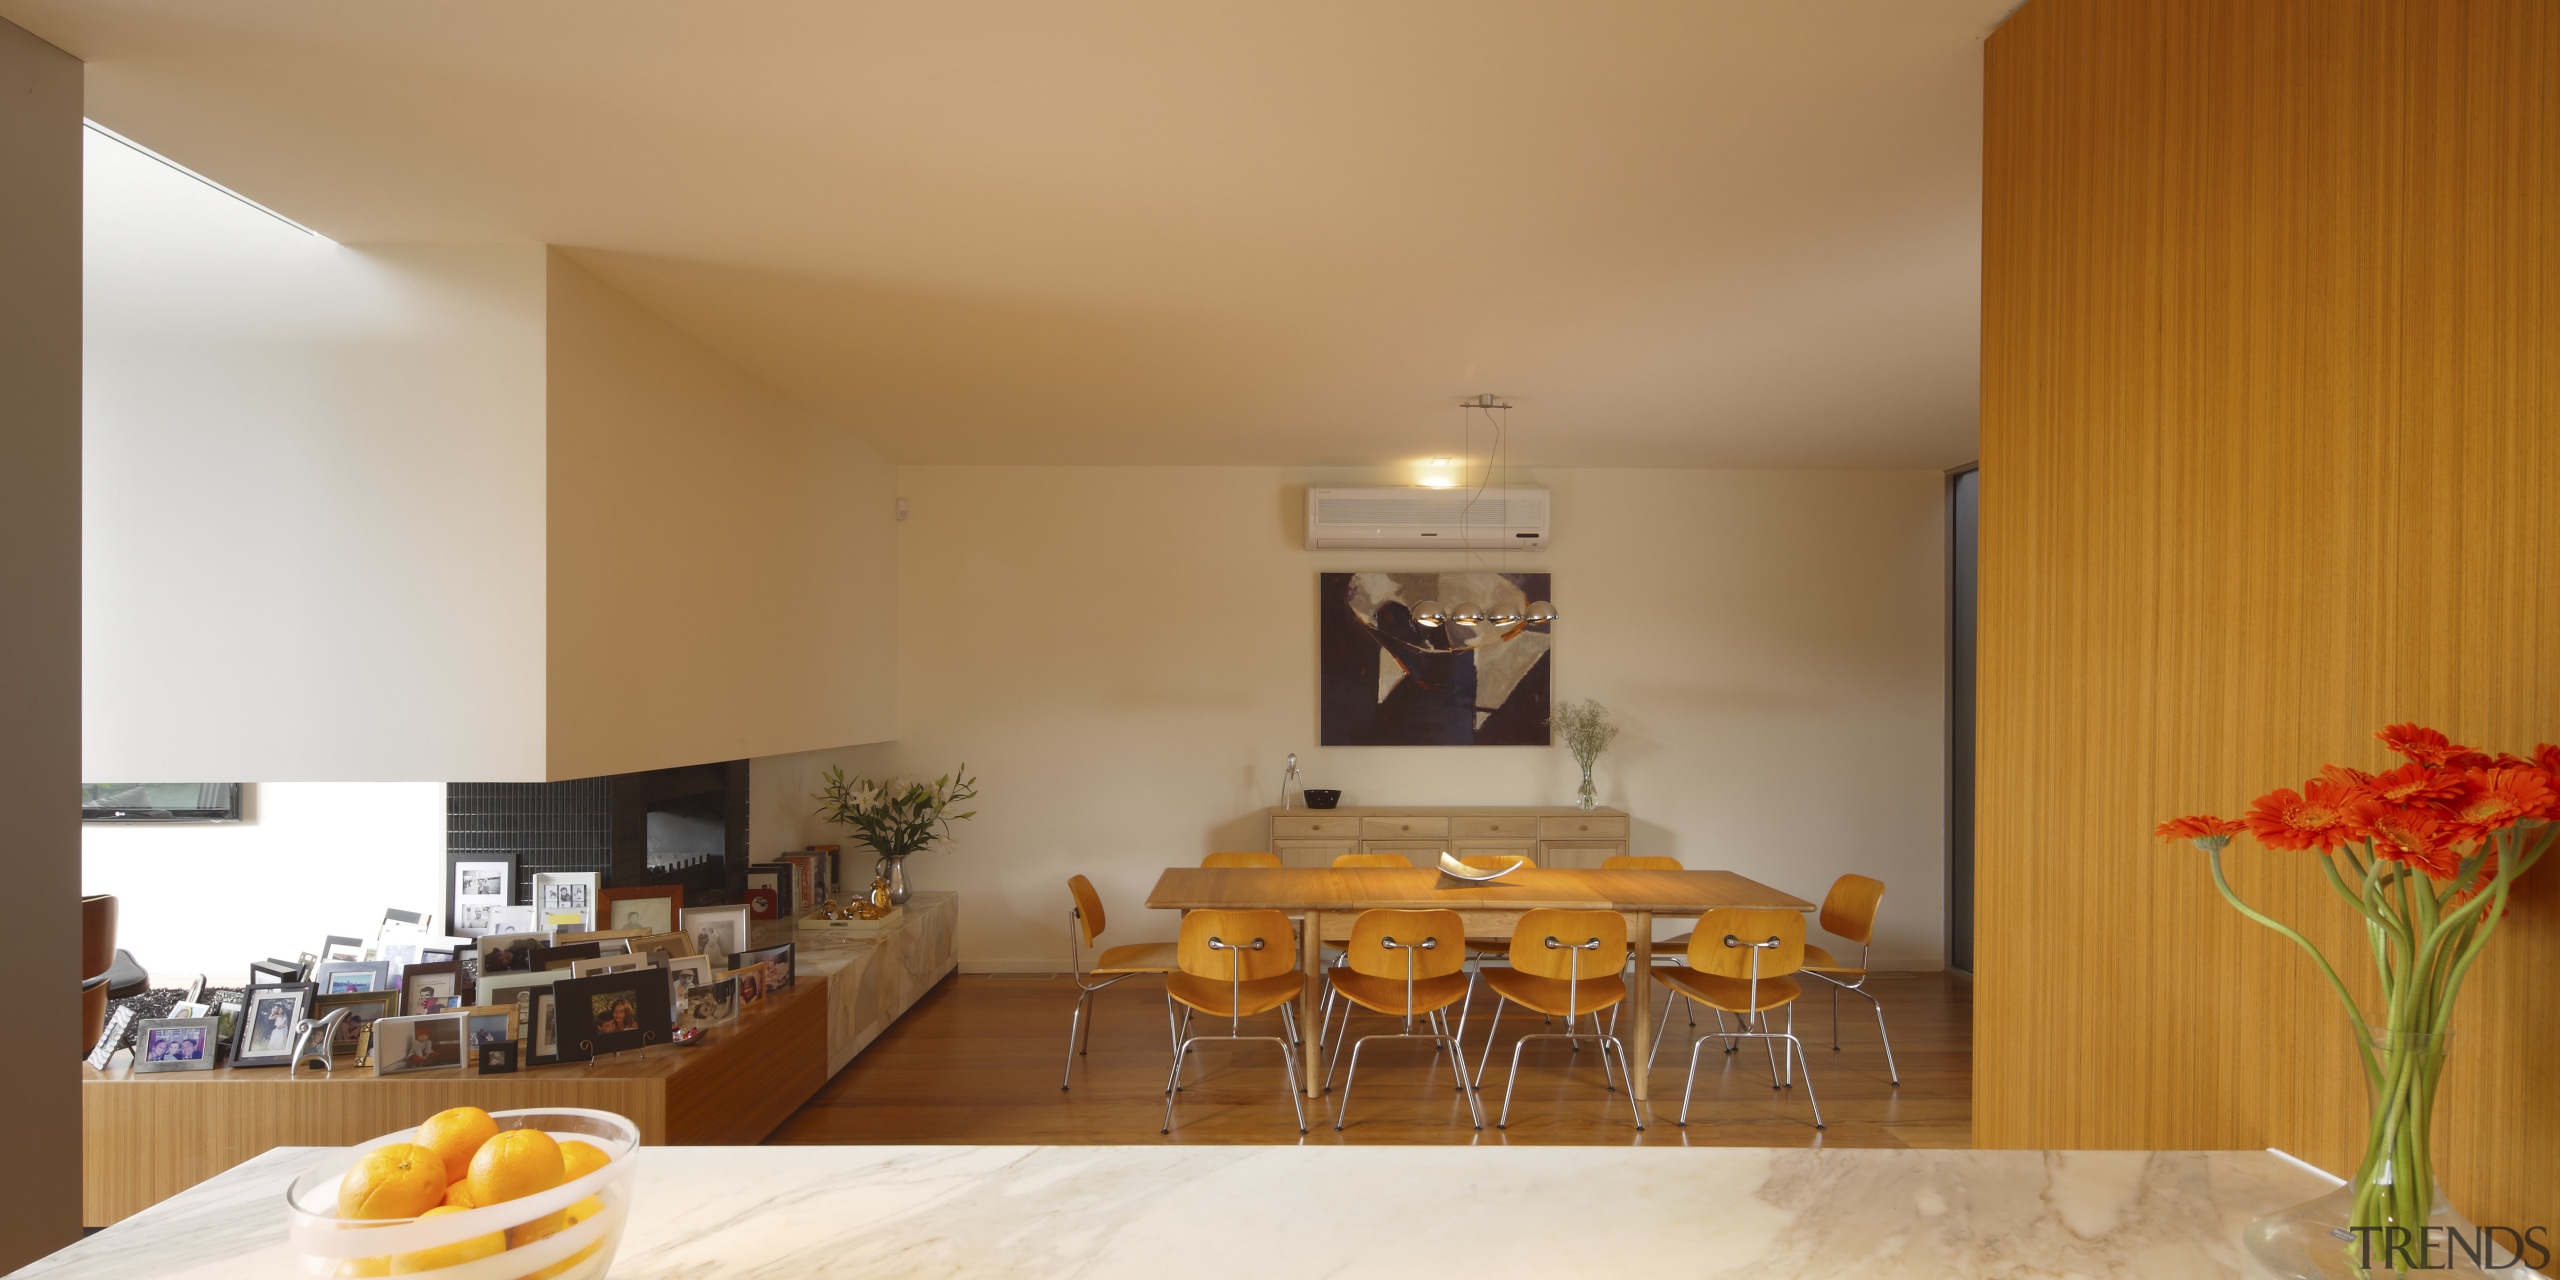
[[609, 760, 750, 906]]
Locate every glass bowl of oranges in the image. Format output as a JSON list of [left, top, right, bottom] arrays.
[[283, 1106, 640, 1278]]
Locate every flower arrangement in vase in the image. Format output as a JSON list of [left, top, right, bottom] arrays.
[[1550, 700, 1619, 812], [2157, 724, 2554, 1279], [812, 765, 979, 906]]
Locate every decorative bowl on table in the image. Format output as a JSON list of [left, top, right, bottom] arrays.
[[1302, 789, 1342, 809], [284, 1107, 640, 1279]]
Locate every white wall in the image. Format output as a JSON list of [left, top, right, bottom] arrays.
[[80, 784, 448, 987], [755, 466, 1948, 971], [83, 128, 549, 781]]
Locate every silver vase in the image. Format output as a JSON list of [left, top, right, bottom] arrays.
[[873, 855, 912, 906]]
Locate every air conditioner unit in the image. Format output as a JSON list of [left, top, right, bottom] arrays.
[[1304, 487, 1550, 550]]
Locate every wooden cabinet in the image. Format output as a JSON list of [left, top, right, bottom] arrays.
[[1264, 806, 1631, 869]]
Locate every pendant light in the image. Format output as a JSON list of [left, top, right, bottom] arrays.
[[1411, 394, 1555, 633]]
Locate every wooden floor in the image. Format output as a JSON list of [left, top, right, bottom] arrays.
[[771, 969, 1970, 1147]]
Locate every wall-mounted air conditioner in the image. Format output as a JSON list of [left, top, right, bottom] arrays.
[[1304, 487, 1550, 550]]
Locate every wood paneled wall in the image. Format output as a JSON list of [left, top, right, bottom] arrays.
[[1977, 0, 2558, 1228]]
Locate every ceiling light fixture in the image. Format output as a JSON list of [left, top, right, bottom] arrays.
[[1411, 393, 1557, 632]]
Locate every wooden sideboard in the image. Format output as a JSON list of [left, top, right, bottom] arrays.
[[1264, 805, 1630, 868]]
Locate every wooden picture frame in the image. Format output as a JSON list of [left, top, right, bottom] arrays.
[[596, 885, 683, 937], [531, 941, 602, 972], [569, 955, 646, 978], [230, 983, 316, 1067], [313, 991, 397, 1054], [731, 942, 796, 991], [552, 971, 672, 1061], [474, 931, 550, 976], [475, 968, 556, 1012], [372, 1013, 467, 1075], [630, 930, 694, 959], [461, 1005, 519, 1065], [311, 960, 391, 995], [399, 960, 469, 1017]]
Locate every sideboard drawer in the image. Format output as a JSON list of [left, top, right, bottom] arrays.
[[1539, 814, 1630, 840], [1362, 816, 1451, 839], [1274, 841, 1356, 868], [1453, 815, 1538, 839], [1360, 840, 1449, 867], [1274, 814, 1362, 840], [1537, 840, 1629, 869]]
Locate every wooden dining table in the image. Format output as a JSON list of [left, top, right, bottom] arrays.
[[1144, 866, 1816, 1101]]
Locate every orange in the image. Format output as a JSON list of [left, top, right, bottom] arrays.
[[465, 1129, 565, 1208], [521, 1197, 606, 1280], [440, 1180, 476, 1210], [413, 1107, 499, 1185], [386, 1205, 503, 1274], [334, 1258, 389, 1278], [557, 1140, 610, 1185], [337, 1145, 448, 1221]]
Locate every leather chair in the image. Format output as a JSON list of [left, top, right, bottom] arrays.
[[82, 894, 117, 1052]]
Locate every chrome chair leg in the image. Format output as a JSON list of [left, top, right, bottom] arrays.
[[1788, 1032, 1825, 1128], [1164, 1028, 1307, 1134], [1061, 992, 1087, 1091], [1473, 999, 1507, 1088], [1500, 1028, 1641, 1130], [1869, 987, 1900, 1085]]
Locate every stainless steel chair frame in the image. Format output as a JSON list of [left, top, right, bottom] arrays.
[[1324, 933, 1483, 1131], [1669, 931, 1825, 1129], [1061, 901, 1181, 1091], [1161, 932, 1308, 1134], [1804, 938, 1900, 1085], [1475, 933, 1644, 1131]]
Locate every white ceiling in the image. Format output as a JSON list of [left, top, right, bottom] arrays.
[[7, 1, 2008, 468]]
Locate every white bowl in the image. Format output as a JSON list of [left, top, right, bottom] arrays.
[[283, 1108, 641, 1279]]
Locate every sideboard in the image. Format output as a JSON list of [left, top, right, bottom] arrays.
[[1263, 805, 1630, 868]]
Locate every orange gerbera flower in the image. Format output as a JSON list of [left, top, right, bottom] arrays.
[[2376, 723, 2474, 765], [2447, 849, 2510, 921], [2155, 814, 2246, 846], [2243, 779, 2361, 852], [2319, 763, 2375, 789], [2344, 798, 2459, 879], [2446, 766, 2557, 841], [2363, 762, 2466, 807], [2536, 743, 2560, 775]]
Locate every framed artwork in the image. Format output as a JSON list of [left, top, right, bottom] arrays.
[[374, 937, 426, 975], [313, 991, 397, 1053], [373, 1013, 466, 1075], [662, 954, 713, 1007], [475, 968, 557, 1010], [631, 931, 695, 959], [481, 905, 539, 935], [133, 1018, 220, 1073], [312, 960, 391, 995], [679, 904, 751, 968], [231, 983, 316, 1067], [532, 872, 601, 932], [555, 927, 647, 951], [731, 943, 795, 991], [679, 979, 735, 1031], [569, 955, 645, 978], [525, 990, 562, 1064], [597, 886, 683, 936], [730, 963, 768, 1009], [447, 855, 515, 937], [478, 1042, 519, 1074], [462, 1007, 519, 1064], [399, 960, 468, 1016], [1318, 571, 1552, 746], [475, 931, 550, 976], [552, 971, 672, 1061], [531, 941, 602, 972], [321, 935, 366, 963]]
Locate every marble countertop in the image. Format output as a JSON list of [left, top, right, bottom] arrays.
[[15, 1144, 2343, 1279]]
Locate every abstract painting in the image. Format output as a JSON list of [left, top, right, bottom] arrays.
[[1319, 572, 1551, 746]]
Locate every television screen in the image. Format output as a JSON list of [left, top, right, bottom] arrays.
[[82, 783, 243, 823]]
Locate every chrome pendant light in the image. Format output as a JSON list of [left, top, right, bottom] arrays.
[[1411, 394, 1555, 633]]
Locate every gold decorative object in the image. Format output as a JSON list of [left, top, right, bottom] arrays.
[[850, 876, 895, 920]]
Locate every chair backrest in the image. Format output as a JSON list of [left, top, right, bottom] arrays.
[[1177, 909, 1299, 981], [1685, 909, 1806, 980], [1506, 908, 1627, 981], [1460, 854, 1532, 871], [1066, 875, 1106, 947], [1819, 874, 1886, 946], [1332, 853, 1410, 868], [1342, 909, 1466, 981], [1202, 852, 1282, 869], [1601, 856, 1682, 870]]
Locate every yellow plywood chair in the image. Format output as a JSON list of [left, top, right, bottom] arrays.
[[1653, 907, 1825, 1129], [1800, 874, 1897, 1085], [1313, 854, 1419, 1036], [1201, 851, 1282, 868], [1602, 854, 1696, 1034], [1061, 875, 1179, 1091], [1474, 908, 1644, 1130], [1162, 908, 1308, 1134], [1458, 855, 1536, 958], [1323, 909, 1481, 1130]]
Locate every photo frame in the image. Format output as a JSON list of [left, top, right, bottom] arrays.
[[662, 954, 713, 1007], [447, 854, 516, 938], [554, 927, 647, 950], [374, 937, 426, 974], [249, 957, 305, 987], [630, 931, 695, 959], [133, 1017, 222, 1073], [475, 931, 550, 976], [678, 904, 752, 969], [230, 983, 317, 1067], [569, 955, 645, 979], [523, 989, 562, 1065], [313, 991, 397, 1053], [372, 1013, 467, 1075], [596, 886, 683, 937], [730, 963, 768, 1009], [552, 971, 672, 1061], [462, 1006, 519, 1064], [481, 904, 540, 936], [478, 1042, 519, 1074], [475, 968, 557, 1010], [743, 865, 790, 921], [312, 960, 391, 995], [531, 941, 602, 972], [321, 935, 365, 963], [730, 942, 796, 991], [531, 871, 601, 932], [87, 1005, 139, 1070], [399, 960, 468, 1017], [678, 981, 732, 1031]]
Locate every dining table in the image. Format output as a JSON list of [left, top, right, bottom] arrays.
[[1144, 865, 1817, 1101]]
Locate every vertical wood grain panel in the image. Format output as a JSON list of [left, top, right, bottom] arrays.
[[1979, 0, 2557, 1228]]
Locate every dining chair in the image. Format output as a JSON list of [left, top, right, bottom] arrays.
[[1601, 855, 1698, 1037], [1202, 851, 1282, 868], [1653, 907, 1825, 1129], [1060, 875, 1180, 1091], [1162, 908, 1308, 1134], [1459, 855, 1535, 959], [1323, 909, 1481, 1130], [1800, 873, 1897, 1085], [1314, 853, 1417, 1034], [1474, 908, 1643, 1130]]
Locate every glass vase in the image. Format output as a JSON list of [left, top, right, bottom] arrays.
[[1575, 761, 1598, 811], [873, 855, 912, 906], [2244, 1026, 2506, 1279]]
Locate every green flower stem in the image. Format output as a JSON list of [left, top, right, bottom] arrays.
[[2205, 850, 2380, 1087]]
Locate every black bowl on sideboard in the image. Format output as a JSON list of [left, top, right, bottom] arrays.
[[1302, 789, 1341, 809]]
